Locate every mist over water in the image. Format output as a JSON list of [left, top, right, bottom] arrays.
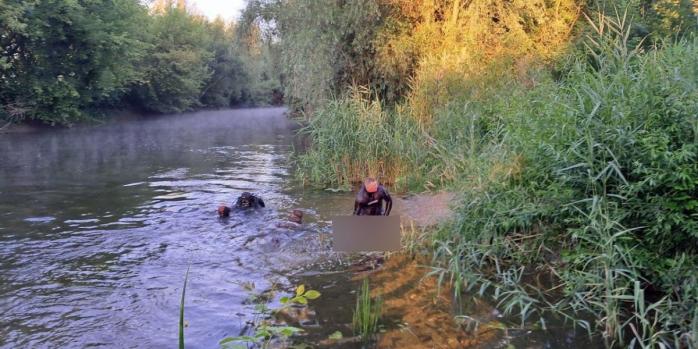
[[0, 108, 352, 348]]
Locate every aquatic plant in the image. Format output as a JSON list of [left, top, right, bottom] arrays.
[[219, 284, 321, 349], [401, 221, 431, 257], [352, 278, 383, 343], [179, 266, 190, 349]]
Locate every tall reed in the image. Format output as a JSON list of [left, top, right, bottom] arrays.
[[295, 86, 424, 190], [179, 266, 190, 349], [353, 278, 383, 343], [431, 9, 697, 347]]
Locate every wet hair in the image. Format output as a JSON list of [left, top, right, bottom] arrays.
[[237, 192, 254, 207], [218, 205, 231, 218]]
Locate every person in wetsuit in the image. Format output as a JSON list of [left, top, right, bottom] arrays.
[[217, 192, 265, 218], [353, 178, 392, 216], [234, 192, 265, 210]]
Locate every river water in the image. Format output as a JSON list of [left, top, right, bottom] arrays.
[[0, 108, 600, 349], [0, 108, 355, 348]]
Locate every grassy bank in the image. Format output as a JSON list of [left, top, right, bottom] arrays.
[[296, 12, 697, 348]]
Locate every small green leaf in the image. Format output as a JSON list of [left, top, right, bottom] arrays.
[[296, 284, 305, 296], [328, 331, 343, 340], [304, 290, 321, 299], [280, 296, 289, 304], [295, 296, 308, 304]]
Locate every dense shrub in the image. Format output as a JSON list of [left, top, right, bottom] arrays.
[[433, 17, 698, 347], [0, 0, 149, 124]]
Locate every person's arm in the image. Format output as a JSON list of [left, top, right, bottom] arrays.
[[354, 186, 366, 215], [383, 187, 392, 216]]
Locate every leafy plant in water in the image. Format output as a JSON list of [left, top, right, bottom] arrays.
[[219, 284, 321, 349], [352, 278, 383, 343]]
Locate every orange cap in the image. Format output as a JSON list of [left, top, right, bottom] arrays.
[[365, 180, 378, 193]]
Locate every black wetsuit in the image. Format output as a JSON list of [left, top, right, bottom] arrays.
[[234, 192, 265, 210], [353, 184, 392, 216]]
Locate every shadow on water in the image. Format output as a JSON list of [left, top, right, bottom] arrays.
[[0, 108, 601, 348]]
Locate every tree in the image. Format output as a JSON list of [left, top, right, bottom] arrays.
[[199, 18, 249, 108], [131, 0, 212, 113], [0, 0, 149, 125]]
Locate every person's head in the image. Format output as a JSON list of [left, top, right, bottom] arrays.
[[289, 209, 303, 223], [364, 177, 378, 193], [237, 192, 254, 208], [218, 205, 231, 218]]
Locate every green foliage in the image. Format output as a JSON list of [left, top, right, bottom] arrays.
[[295, 87, 424, 189], [290, 1, 697, 346], [132, 2, 212, 113], [1, 0, 281, 126], [219, 284, 321, 349], [198, 19, 249, 108], [0, 0, 149, 125], [590, 0, 698, 43], [234, 22, 283, 106], [242, 0, 387, 113], [352, 278, 383, 343], [431, 13, 698, 347]]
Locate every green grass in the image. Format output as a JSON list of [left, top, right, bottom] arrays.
[[352, 278, 383, 343], [294, 86, 425, 191]]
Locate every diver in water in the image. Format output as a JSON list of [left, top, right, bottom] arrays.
[[353, 178, 392, 216], [234, 192, 265, 209], [218, 192, 265, 218], [275, 209, 304, 229]]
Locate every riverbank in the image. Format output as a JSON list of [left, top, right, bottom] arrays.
[[294, 17, 698, 349]]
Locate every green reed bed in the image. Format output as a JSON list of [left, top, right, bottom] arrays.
[[431, 13, 697, 348], [294, 86, 425, 190]]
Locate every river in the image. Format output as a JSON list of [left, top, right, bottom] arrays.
[[0, 108, 353, 348], [0, 108, 600, 349]]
